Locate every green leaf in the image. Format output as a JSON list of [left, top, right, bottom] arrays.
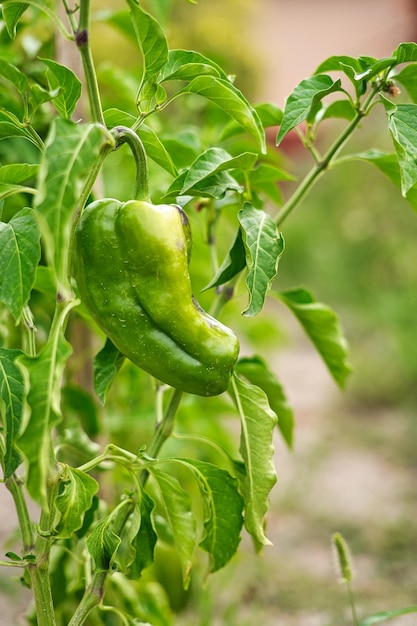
[[93, 338, 125, 406], [359, 606, 417, 626], [17, 303, 75, 506], [177, 76, 266, 152], [238, 202, 284, 316], [1, 1, 29, 38], [314, 55, 364, 76], [203, 227, 246, 291], [0, 164, 39, 199], [0, 207, 41, 321], [40, 58, 82, 119], [178, 148, 257, 195], [55, 466, 99, 538], [0, 349, 26, 478], [127, 0, 169, 84], [276, 75, 342, 145], [128, 492, 157, 579], [274, 288, 352, 388], [382, 97, 417, 195], [86, 515, 122, 572], [159, 49, 227, 82], [236, 356, 294, 449], [321, 99, 356, 121], [149, 467, 197, 587], [0, 121, 40, 148], [34, 118, 110, 292], [0, 60, 28, 98], [394, 63, 417, 103], [354, 57, 396, 81], [178, 459, 244, 573], [394, 42, 417, 63], [230, 374, 277, 549], [164, 169, 241, 200]]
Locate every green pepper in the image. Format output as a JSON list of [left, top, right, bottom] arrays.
[[74, 198, 239, 396]]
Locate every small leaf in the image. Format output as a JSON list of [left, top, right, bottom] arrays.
[[55, 466, 99, 538], [394, 42, 417, 63], [0, 348, 26, 478], [0, 164, 39, 199], [0, 60, 28, 98], [86, 516, 122, 572], [394, 63, 417, 103], [238, 202, 284, 316], [276, 75, 342, 145], [40, 58, 82, 119], [359, 606, 417, 626], [203, 227, 246, 291], [321, 99, 356, 121], [150, 467, 197, 587], [274, 288, 352, 388], [127, 0, 168, 84], [178, 459, 244, 573], [93, 338, 125, 405], [177, 76, 266, 152], [159, 49, 228, 82], [0, 207, 41, 320], [382, 97, 417, 195], [236, 356, 294, 449], [128, 492, 157, 579], [230, 374, 277, 549]]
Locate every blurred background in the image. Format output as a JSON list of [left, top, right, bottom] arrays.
[[1, 1, 417, 624]]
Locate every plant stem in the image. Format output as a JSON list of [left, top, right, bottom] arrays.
[[76, 0, 105, 125], [5, 473, 34, 554], [274, 86, 380, 227], [110, 126, 150, 202], [347, 582, 359, 626]]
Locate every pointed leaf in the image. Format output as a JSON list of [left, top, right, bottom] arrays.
[[274, 288, 352, 388], [93, 338, 125, 406], [164, 169, 241, 200], [40, 58, 82, 119], [1, 2, 29, 38], [86, 516, 122, 572], [0, 164, 39, 199], [0, 349, 26, 478], [34, 118, 110, 292], [394, 42, 417, 63], [128, 492, 157, 579], [150, 467, 197, 587], [159, 49, 228, 82], [17, 303, 75, 506], [127, 0, 168, 83], [0, 61, 28, 98], [382, 97, 417, 195], [178, 76, 266, 152], [0, 207, 41, 320], [359, 606, 417, 626], [55, 466, 99, 538], [394, 63, 417, 103], [238, 202, 284, 316], [236, 356, 294, 449], [203, 227, 246, 291], [0, 121, 40, 147], [178, 459, 244, 573], [230, 374, 277, 549], [276, 75, 342, 145]]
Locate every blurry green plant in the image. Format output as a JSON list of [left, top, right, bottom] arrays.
[[0, 1, 417, 625]]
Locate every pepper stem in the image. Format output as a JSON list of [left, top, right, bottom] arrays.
[[111, 126, 150, 202]]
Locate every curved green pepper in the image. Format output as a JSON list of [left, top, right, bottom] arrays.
[[74, 198, 239, 396]]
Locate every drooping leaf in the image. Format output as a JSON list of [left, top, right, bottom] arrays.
[[55, 466, 99, 538], [359, 606, 417, 626], [40, 58, 82, 118], [127, 0, 169, 84], [34, 118, 110, 293], [276, 75, 342, 145], [0, 348, 26, 478], [149, 466, 197, 587], [86, 515, 122, 572], [0, 207, 41, 321], [93, 338, 125, 406], [238, 202, 284, 316], [128, 491, 157, 579], [1, 1, 29, 38], [230, 374, 277, 549], [17, 302, 75, 506], [236, 356, 294, 449], [382, 97, 417, 195], [274, 288, 352, 388], [178, 459, 244, 573], [203, 227, 246, 291], [177, 76, 266, 152]]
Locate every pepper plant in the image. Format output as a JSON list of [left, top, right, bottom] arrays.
[[1, 1, 417, 625]]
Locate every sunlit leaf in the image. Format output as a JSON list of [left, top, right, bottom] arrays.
[[159, 49, 228, 82], [230, 374, 277, 549], [127, 0, 168, 83], [1, 1, 29, 38], [394, 42, 417, 63], [382, 97, 417, 195], [274, 288, 352, 388], [40, 58, 82, 118], [239, 202, 284, 316], [0, 207, 41, 320]]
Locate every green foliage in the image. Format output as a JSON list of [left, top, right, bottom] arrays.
[[0, 2, 416, 625]]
